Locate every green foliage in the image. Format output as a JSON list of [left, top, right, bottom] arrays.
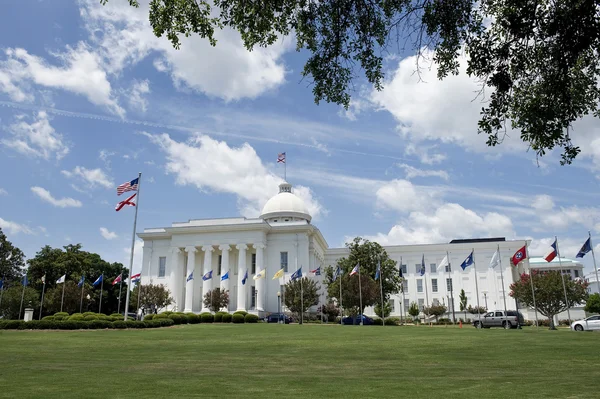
[[0, 228, 26, 282], [424, 304, 447, 321], [0, 285, 40, 320], [186, 314, 200, 324], [408, 302, 420, 319], [510, 271, 588, 329], [244, 314, 259, 323], [384, 317, 400, 326], [231, 313, 245, 324], [200, 313, 214, 323], [374, 301, 392, 318], [168, 314, 184, 324], [42, 316, 55, 321], [222, 313, 232, 323], [144, 314, 154, 321], [283, 277, 320, 322], [213, 312, 226, 322], [373, 318, 383, 326], [154, 313, 169, 319], [131, 284, 173, 313], [233, 310, 248, 316], [0, 319, 170, 330], [467, 305, 487, 314], [83, 315, 98, 321], [584, 293, 600, 314], [203, 288, 230, 312], [459, 289, 468, 311], [113, 320, 127, 329], [68, 314, 84, 321], [318, 301, 340, 322]]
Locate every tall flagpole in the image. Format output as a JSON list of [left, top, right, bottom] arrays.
[[497, 244, 508, 317], [590, 232, 600, 295], [39, 277, 46, 320], [300, 267, 304, 325], [79, 276, 85, 314], [19, 276, 26, 320], [524, 242, 539, 329], [99, 275, 104, 314], [339, 269, 343, 325], [60, 279, 66, 313], [117, 273, 123, 315], [423, 256, 430, 324], [0, 275, 5, 310], [446, 250, 456, 323], [358, 262, 363, 326], [400, 256, 405, 325], [378, 259, 385, 326], [124, 172, 142, 321], [472, 249, 482, 327], [555, 236, 572, 324]]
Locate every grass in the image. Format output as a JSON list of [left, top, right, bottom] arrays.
[[1, 324, 599, 398]]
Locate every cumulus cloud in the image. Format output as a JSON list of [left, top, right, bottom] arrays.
[[375, 179, 440, 213], [61, 166, 114, 189], [0, 217, 35, 235], [528, 194, 600, 232], [398, 163, 449, 181], [146, 132, 324, 219], [100, 227, 118, 240], [2, 111, 69, 160], [31, 186, 82, 208], [127, 79, 150, 112]]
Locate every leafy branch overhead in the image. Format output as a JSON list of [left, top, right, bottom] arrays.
[[105, 0, 600, 164]]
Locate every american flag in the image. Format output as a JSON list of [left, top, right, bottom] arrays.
[[277, 152, 286, 163], [117, 177, 139, 195]]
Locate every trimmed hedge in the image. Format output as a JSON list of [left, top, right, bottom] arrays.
[[169, 314, 184, 325], [0, 319, 175, 330], [186, 314, 200, 324], [144, 314, 154, 321], [154, 313, 169, 320], [42, 316, 55, 321], [385, 317, 401, 326], [54, 312, 70, 321], [214, 312, 226, 322], [84, 315, 98, 321], [222, 313, 232, 323], [69, 314, 84, 321], [232, 313, 245, 324], [234, 310, 248, 316], [200, 313, 214, 323], [244, 314, 259, 323], [373, 318, 383, 326]]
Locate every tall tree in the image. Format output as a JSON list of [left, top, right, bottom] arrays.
[[283, 277, 320, 323], [0, 285, 39, 320], [203, 288, 229, 312], [108, 0, 600, 164], [131, 284, 173, 313], [0, 228, 26, 281], [459, 289, 468, 321], [510, 271, 588, 329]]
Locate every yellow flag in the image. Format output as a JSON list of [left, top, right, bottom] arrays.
[[272, 268, 284, 280], [253, 269, 266, 280]]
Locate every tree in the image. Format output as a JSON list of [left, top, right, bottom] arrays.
[[0, 285, 39, 320], [510, 271, 588, 330], [203, 288, 229, 312], [374, 301, 392, 318], [424, 304, 447, 322], [408, 302, 420, 322], [283, 277, 320, 323], [459, 289, 468, 321], [109, 0, 600, 164], [0, 228, 26, 282], [325, 237, 400, 314], [44, 281, 91, 315], [317, 301, 340, 322], [467, 305, 487, 315], [584, 293, 600, 314], [131, 284, 173, 313]]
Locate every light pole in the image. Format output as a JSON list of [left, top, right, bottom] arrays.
[[483, 292, 488, 309], [277, 291, 281, 324]]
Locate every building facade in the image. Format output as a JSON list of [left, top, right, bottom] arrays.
[[138, 182, 587, 321]]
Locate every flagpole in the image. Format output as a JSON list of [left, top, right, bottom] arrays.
[[555, 236, 572, 325], [472, 249, 481, 328], [39, 278, 46, 320], [79, 277, 85, 314], [339, 269, 343, 325], [590, 231, 600, 296], [497, 244, 508, 317], [124, 172, 142, 321], [19, 280, 26, 320], [284, 153, 287, 181], [117, 274, 123, 315], [524, 241, 539, 329], [99, 275, 104, 314], [446, 250, 456, 323], [0, 275, 5, 310], [358, 262, 363, 326], [423, 256, 430, 325], [378, 259, 385, 326], [399, 257, 404, 325], [300, 270, 304, 325], [60, 279, 66, 313]]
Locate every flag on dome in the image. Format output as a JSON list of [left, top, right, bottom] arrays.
[[350, 264, 359, 276], [78, 276, 85, 287], [511, 246, 527, 266], [56, 274, 66, 284], [577, 237, 592, 258], [131, 273, 141, 283], [290, 267, 302, 281], [309, 267, 321, 276], [221, 271, 229, 281], [253, 269, 266, 280], [242, 269, 249, 285], [544, 239, 558, 262], [117, 177, 139, 195], [112, 274, 122, 286], [187, 272, 193, 282], [93, 275, 103, 286], [115, 193, 136, 211], [277, 152, 286, 163], [202, 270, 213, 281], [272, 268, 284, 280]]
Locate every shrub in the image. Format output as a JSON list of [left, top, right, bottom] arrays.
[[37, 320, 58, 330], [144, 314, 154, 321], [154, 313, 169, 319], [144, 320, 161, 328], [214, 312, 226, 322], [110, 314, 124, 321], [232, 313, 245, 324], [53, 312, 70, 321], [234, 310, 248, 316], [4, 320, 26, 330], [186, 314, 200, 324], [89, 320, 111, 329], [169, 314, 184, 325], [163, 311, 173, 316], [373, 318, 383, 326], [82, 312, 97, 317], [42, 316, 55, 321], [244, 314, 259, 323], [438, 318, 453, 324], [200, 313, 214, 323], [83, 315, 98, 321], [158, 318, 174, 327], [69, 314, 84, 321], [385, 317, 401, 326], [126, 320, 140, 329], [222, 313, 232, 323], [0, 321, 7, 329], [113, 321, 127, 329], [97, 314, 111, 321], [58, 321, 81, 330]]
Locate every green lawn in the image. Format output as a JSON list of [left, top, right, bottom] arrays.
[[1, 324, 599, 398]]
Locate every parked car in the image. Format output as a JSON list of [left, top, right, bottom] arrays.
[[571, 315, 600, 331], [341, 315, 374, 325], [473, 310, 524, 329], [265, 313, 292, 324]]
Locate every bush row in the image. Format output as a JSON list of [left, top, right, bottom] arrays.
[[0, 318, 175, 330], [42, 312, 125, 322], [146, 310, 260, 325]]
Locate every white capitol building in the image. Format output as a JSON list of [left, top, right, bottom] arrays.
[[138, 182, 587, 321]]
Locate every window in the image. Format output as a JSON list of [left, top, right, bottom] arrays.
[[417, 279, 423, 293], [495, 311, 503, 317], [445, 263, 452, 273], [280, 252, 288, 272], [432, 298, 440, 306], [158, 257, 166, 277], [415, 264, 421, 274], [432, 279, 438, 293], [251, 253, 256, 274], [430, 263, 437, 273], [446, 278, 453, 292], [574, 270, 579, 278], [402, 280, 408, 292], [218, 255, 222, 275], [418, 299, 425, 311], [389, 299, 395, 313], [251, 286, 256, 308], [400, 264, 407, 274], [404, 298, 410, 312]]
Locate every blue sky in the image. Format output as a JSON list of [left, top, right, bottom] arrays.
[[2, 0, 600, 276]]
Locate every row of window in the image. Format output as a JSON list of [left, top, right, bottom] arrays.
[[389, 298, 455, 312], [398, 263, 452, 274], [412, 278, 453, 293]]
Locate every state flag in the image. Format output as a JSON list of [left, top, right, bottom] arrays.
[[489, 249, 500, 269], [577, 237, 592, 258], [242, 269, 249, 285], [253, 269, 266, 280], [350, 264, 359, 276], [78, 276, 85, 288], [544, 239, 559, 262], [112, 274, 122, 286], [93, 275, 103, 286], [115, 193, 136, 212], [309, 267, 321, 276], [511, 246, 527, 266], [374, 263, 381, 281], [461, 251, 474, 270], [290, 267, 302, 281], [272, 268, 284, 280], [187, 272, 193, 282], [56, 274, 66, 284], [202, 270, 213, 281], [131, 273, 141, 283], [221, 271, 229, 281]]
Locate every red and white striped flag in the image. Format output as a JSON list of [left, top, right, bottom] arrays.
[[112, 274, 122, 286], [117, 177, 139, 195], [131, 273, 141, 283], [115, 193, 136, 212]]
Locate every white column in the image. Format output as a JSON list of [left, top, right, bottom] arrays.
[[169, 248, 181, 311], [184, 246, 197, 313], [201, 245, 214, 313], [236, 244, 248, 311], [254, 243, 266, 312]]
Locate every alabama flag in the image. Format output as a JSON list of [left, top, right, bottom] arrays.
[[511, 245, 527, 266], [115, 193, 136, 211], [544, 239, 559, 262]]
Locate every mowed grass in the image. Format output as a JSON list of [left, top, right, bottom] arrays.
[[1, 324, 599, 398]]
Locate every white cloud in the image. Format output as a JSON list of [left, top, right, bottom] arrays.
[[0, 188, 7, 196], [0, 44, 123, 115], [0, 217, 34, 235], [375, 179, 440, 213], [404, 143, 447, 165], [100, 227, 118, 240], [80, 0, 290, 101], [528, 194, 600, 232], [338, 99, 369, 121], [2, 111, 70, 160], [127, 79, 150, 112], [61, 166, 113, 189], [31, 186, 82, 208], [99, 149, 116, 169], [146, 132, 324, 219], [398, 163, 449, 181]]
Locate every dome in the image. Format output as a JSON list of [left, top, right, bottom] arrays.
[[260, 182, 312, 222]]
